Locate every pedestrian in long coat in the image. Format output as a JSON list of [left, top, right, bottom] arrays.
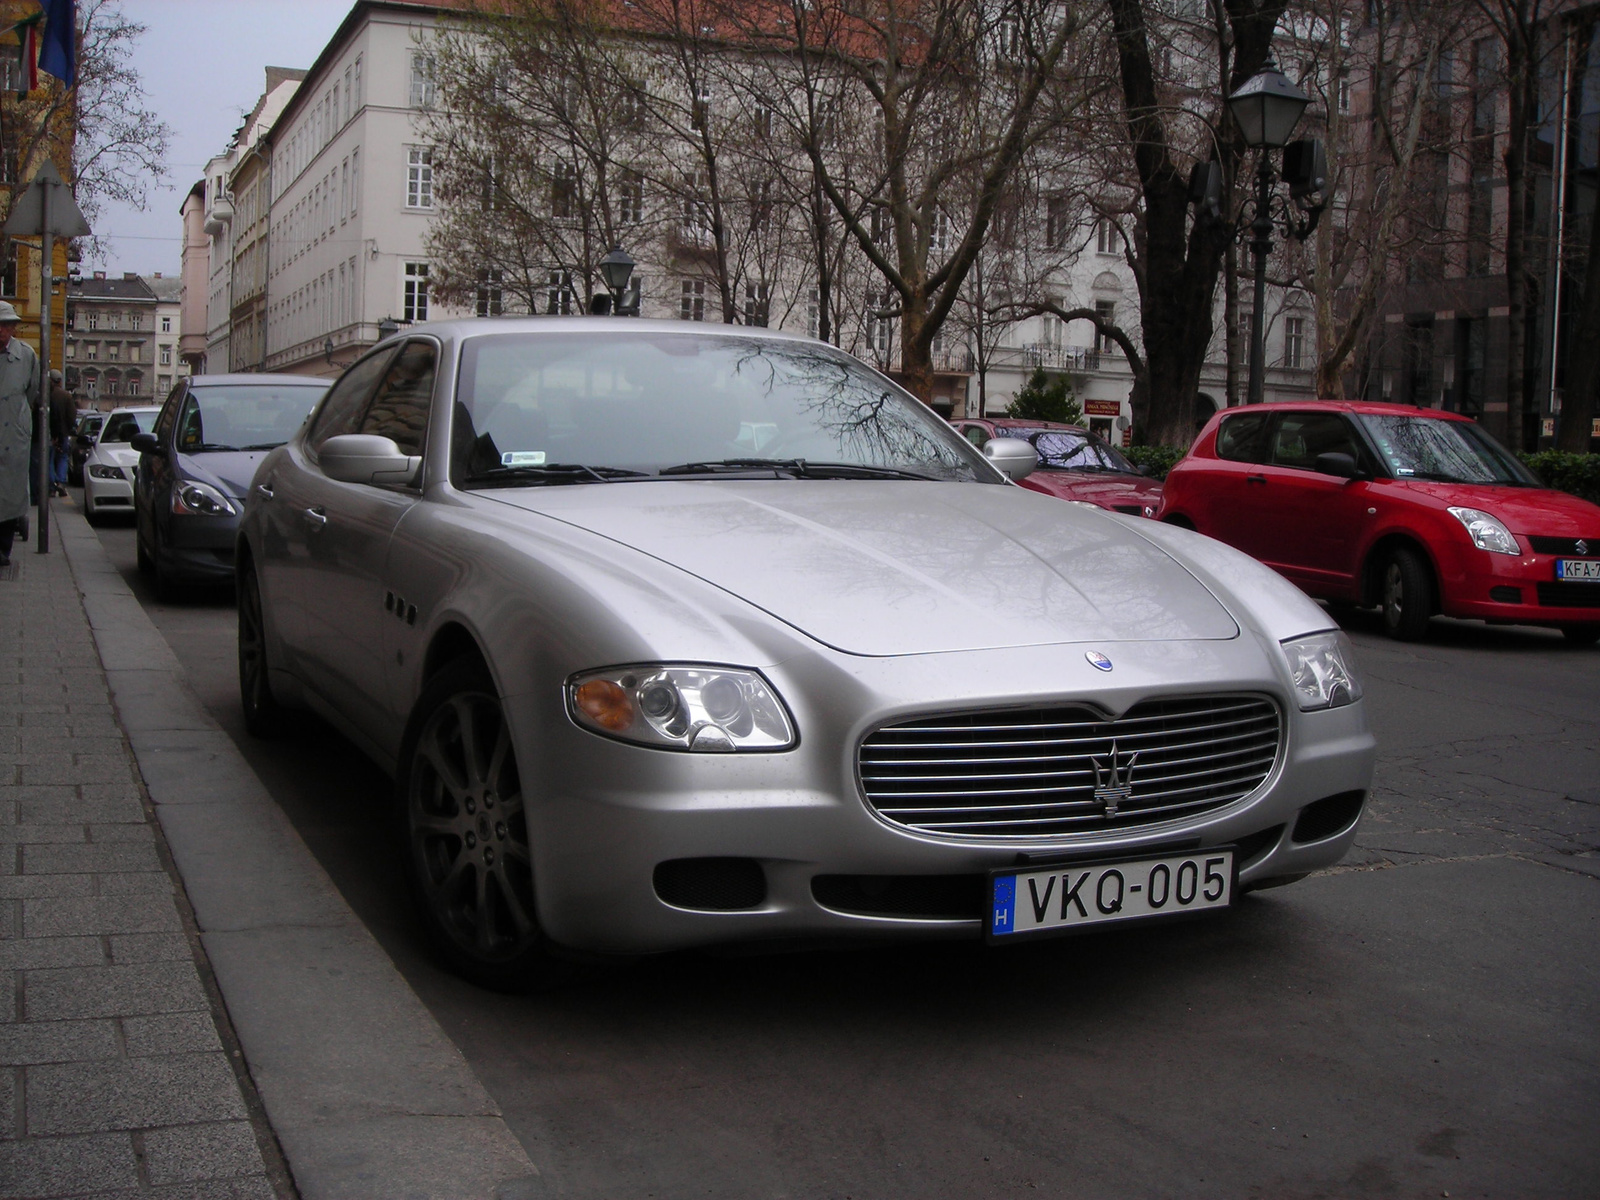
[[0, 301, 40, 565]]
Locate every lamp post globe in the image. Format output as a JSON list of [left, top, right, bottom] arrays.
[[378, 316, 400, 341], [1227, 61, 1310, 149], [599, 245, 635, 295]]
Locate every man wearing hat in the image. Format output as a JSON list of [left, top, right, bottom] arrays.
[[0, 300, 40, 565]]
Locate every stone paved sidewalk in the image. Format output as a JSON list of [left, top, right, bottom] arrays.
[[0, 515, 290, 1199]]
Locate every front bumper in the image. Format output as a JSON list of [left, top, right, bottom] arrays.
[[158, 511, 242, 583], [83, 473, 134, 514], [1438, 547, 1600, 625], [505, 636, 1377, 955]]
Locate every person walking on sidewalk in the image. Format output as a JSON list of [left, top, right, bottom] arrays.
[[0, 300, 40, 565], [48, 368, 74, 497]]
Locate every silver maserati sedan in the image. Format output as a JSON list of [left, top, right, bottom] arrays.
[[237, 318, 1375, 989]]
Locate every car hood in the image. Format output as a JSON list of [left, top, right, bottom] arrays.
[[486, 480, 1239, 656], [91, 445, 141, 469], [177, 449, 272, 500], [1386, 480, 1600, 534], [1022, 470, 1163, 509]]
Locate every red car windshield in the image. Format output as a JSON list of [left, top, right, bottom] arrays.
[[1356, 415, 1539, 487], [1030, 430, 1138, 474]]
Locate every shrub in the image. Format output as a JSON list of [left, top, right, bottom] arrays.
[[1123, 444, 1184, 481], [1518, 451, 1600, 505], [1005, 367, 1082, 425]]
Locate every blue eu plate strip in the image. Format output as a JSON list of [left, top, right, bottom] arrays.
[[991, 874, 1016, 936]]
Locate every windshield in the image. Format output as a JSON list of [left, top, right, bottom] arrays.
[[451, 332, 994, 485], [98, 411, 157, 443], [1028, 429, 1138, 473], [1356, 414, 1539, 486], [178, 385, 326, 452]]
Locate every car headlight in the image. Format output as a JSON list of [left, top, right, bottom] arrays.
[[1280, 631, 1363, 711], [1447, 506, 1520, 555], [87, 464, 125, 480], [172, 481, 238, 517], [568, 665, 796, 751]]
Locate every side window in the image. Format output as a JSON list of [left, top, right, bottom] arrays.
[[1269, 412, 1359, 471], [176, 392, 205, 451], [1215, 412, 1270, 463], [959, 424, 989, 449], [360, 340, 436, 456], [307, 347, 397, 453], [154, 383, 185, 441]]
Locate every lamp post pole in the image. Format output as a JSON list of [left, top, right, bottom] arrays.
[[1248, 157, 1275, 407]]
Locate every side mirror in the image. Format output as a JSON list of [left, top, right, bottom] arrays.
[[320, 433, 422, 486], [1315, 451, 1362, 479], [129, 432, 163, 456], [983, 436, 1037, 483]]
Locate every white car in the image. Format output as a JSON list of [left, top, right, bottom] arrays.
[[82, 407, 159, 524]]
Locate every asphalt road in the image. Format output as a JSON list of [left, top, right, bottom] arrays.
[[80, 502, 1599, 1199]]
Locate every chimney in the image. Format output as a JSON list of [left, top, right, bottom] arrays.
[[124, 271, 138, 280], [93, 271, 106, 280], [153, 272, 162, 279]]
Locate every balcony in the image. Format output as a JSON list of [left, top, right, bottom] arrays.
[[1024, 343, 1101, 372]]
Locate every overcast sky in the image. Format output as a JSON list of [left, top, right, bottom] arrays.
[[87, 1, 352, 279]]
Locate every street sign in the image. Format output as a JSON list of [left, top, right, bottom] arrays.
[[3, 160, 90, 238]]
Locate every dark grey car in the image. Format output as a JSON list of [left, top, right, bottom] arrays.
[[132, 373, 330, 594]]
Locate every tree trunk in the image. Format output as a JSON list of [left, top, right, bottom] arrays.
[[1557, 144, 1600, 450]]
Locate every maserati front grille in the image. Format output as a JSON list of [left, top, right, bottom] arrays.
[[858, 694, 1282, 837]]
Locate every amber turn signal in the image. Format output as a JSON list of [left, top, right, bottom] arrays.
[[573, 679, 633, 731]]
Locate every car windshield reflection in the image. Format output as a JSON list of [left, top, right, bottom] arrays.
[[1357, 415, 1538, 487], [178, 386, 324, 453], [1029, 430, 1139, 474], [450, 332, 993, 486], [98, 411, 157, 443]]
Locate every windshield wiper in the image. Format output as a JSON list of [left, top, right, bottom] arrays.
[[462, 463, 651, 487], [239, 442, 287, 451], [659, 458, 935, 481], [191, 442, 242, 452]]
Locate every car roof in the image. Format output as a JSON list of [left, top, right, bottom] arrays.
[[377, 315, 823, 346], [965, 417, 1092, 433], [104, 406, 160, 416], [1218, 400, 1473, 422], [185, 372, 331, 387]]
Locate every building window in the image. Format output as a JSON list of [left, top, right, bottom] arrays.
[[618, 170, 644, 225], [65, 340, 76, 359], [867, 291, 893, 354], [161, 315, 171, 333], [807, 288, 820, 340], [691, 80, 711, 130], [1284, 317, 1305, 370], [1096, 219, 1120, 255], [681, 172, 710, 234], [86, 342, 98, 360], [130, 313, 143, 330], [551, 161, 576, 219], [751, 179, 773, 232], [546, 270, 574, 315], [410, 53, 436, 108], [403, 261, 429, 322], [158, 375, 171, 395], [753, 102, 773, 140], [1337, 68, 1351, 113], [680, 280, 706, 322], [107, 342, 120, 361], [930, 209, 952, 255], [159, 344, 172, 366], [1046, 197, 1069, 250], [1094, 300, 1117, 355], [350, 148, 360, 217], [744, 282, 770, 327], [406, 147, 434, 209], [477, 269, 504, 317]]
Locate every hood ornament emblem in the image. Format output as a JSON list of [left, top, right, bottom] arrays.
[[1091, 741, 1138, 817], [1085, 651, 1113, 672], [1577, 539, 1590, 556]]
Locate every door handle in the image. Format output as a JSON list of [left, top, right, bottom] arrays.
[[1245, 474, 1267, 486], [303, 506, 327, 530]]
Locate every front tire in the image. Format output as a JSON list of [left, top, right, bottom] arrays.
[[397, 659, 566, 991], [1561, 623, 1600, 647], [237, 560, 287, 737], [1380, 546, 1434, 641]]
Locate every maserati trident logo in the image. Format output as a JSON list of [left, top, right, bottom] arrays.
[[1091, 741, 1139, 817], [1578, 539, 1590, 556], [1085, 651, 1113, 672]]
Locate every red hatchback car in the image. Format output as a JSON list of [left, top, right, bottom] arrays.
[[952, 418, 1162, 516], [1158, 401, 1600, 643]]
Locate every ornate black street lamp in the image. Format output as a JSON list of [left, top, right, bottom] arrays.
[[1227, 62, 1326, 404], [597, 245, 637, 316], [377, 316, 401, 341]]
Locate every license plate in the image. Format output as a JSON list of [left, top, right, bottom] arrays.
[[989, 848, 1234, 941], [1555, 559, 1600, 581]]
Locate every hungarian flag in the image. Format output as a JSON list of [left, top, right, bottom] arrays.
[[37, 0, 75, 89], [15, 14, 39, 95]]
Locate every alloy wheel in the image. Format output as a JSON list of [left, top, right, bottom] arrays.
[[407, 690, 536, 963]]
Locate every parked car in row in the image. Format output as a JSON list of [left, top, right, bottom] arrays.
[[951, 417, 1161, 516], [68, 411, 103, 486], [1157, 400, 1600, 644], [236, 318, 1375, 989], [81, 407, 159, 524], [130, 373, 331, 595]]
